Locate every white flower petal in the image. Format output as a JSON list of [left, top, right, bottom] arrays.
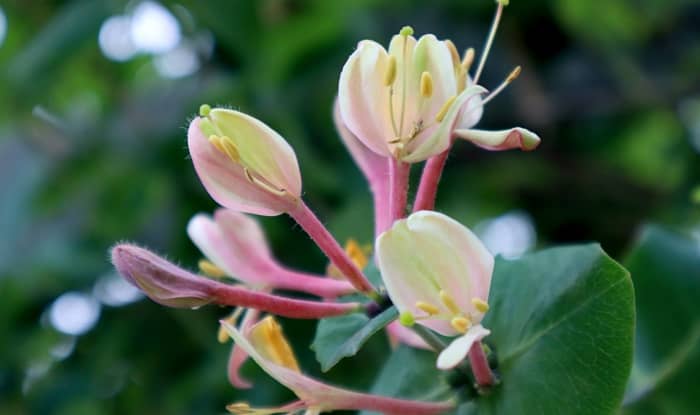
[[436, 324, 491, 370]]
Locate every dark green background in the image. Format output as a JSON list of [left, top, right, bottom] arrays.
[[1, 0, 699, 413]]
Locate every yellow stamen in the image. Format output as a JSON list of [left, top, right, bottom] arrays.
[[248, 316, 300, 372], [461, 47, 475, 74], [439, 290, 461, 315], [435, 95, 456, 122], [384, 56, 397, 86], [445, 39, 461, 68], [506, 65, 522, 83], [481, 65, 522, 106], [217, 313, 238, 343], [199, 259, 226, 278], [226, 402, 292, 415], [450, 316, 472, 333], [345, 239, 369, 270], [416, 301, 440, 316], [420, 71, 433, 98], [219, 135, 241, 162], [209, 135, 226, 154], [472, 298, 490, 313]]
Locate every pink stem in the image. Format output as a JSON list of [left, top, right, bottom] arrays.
[[469, 340, 494, 387], [272, 267, 356, 298], [337, 392, 453, 415], [209, 282, 358, 319], [413, 149, 449, 212], [370, 175, 391, 237], [288, 201, 375, 294], [389, 158, 410, 223]]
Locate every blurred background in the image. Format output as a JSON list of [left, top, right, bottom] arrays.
[[0, 0, 699, 413]]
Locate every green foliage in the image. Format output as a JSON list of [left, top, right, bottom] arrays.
[[623, 226, 700, 414], [461, 245, 634, 414], [312, 306, 398, 372]]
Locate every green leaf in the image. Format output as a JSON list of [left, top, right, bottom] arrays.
[[460, 244, 634, 414], [359, 346, 453, 415], [311, 306, 398, 372], [622, 225, 700, 414]]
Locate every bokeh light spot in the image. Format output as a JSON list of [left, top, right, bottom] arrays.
[[0, 7, 7, 47], [48, 292, 101, 336], [98, 15, 136, 61], [130, 1, 181, 54], [477, 211, 536, 259], [94, 273, 143, 307], [153, 43, 200, 78]]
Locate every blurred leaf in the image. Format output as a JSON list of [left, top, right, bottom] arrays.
[[359, 346, 452, 415], [623, 225, 700, 414], [460, 244, 634, 414], [311, 306, 397, 372]]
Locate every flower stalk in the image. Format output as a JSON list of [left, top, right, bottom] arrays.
[[389, 158, 410, 223], [413, 148, 450, 212], [287, 201, 376, 295]]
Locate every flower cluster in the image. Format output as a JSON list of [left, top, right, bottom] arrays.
[[111, 1, 539, 413]]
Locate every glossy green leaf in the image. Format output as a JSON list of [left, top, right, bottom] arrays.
[[311, 306, 398, 372], [458, 244, 634, 414], [622, 225, 700, 414]]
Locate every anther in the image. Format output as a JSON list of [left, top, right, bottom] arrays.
[[506, 65, 521, 83], [450, 316, 472, 334], [384, 56, 397, 86], [481, 65, 522, 105], [199, 259, 226, 278], [399, 25, 414, 37], [462, 47, 475, 73], [219, 136, 241, 162], [416, 301, 440, 316], [472, 298, 490, 313], [435, 95, 456, 122], [439, 290, 461, 315], [209, 135, 226, 154], [199, 104, 211, 117], [420, 71, 433, 98], [445, 39, 461, 68]]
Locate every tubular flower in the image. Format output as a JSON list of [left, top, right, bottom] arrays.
[[338, 26, 487, 163], [188, 208, 355, 298], [376, 211, 494, 370], [221, 314, 454, 415], [110, 244, 359, 319], [188, 106, 302, 216]]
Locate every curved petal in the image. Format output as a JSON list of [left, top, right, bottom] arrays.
[[333, 99, 388, 184], [376, 211, 494, 335], [188, 117, 297, 216], [220, 320, 453, 415], [208, 109, 302, 196], [227, 308, 260, 389], [436, 324, 490, 370], [403, 85, 487, 163], [455, 127, 541, 151], [187, 212, 275, 288], [338, 40, 394, 157]]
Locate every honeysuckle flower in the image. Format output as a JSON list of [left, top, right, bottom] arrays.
[[338, 26, 487, 163], [111, 244, 360, 319], [188, 106, 302, 216], [188, 208, 355, 298], [221, 313, 454, 415], [190, 106, 375, 295], [376, 211, 494, 370]]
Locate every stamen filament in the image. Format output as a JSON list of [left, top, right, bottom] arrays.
[[480, 65, 521, 105], [473, 1, 505, 84]]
